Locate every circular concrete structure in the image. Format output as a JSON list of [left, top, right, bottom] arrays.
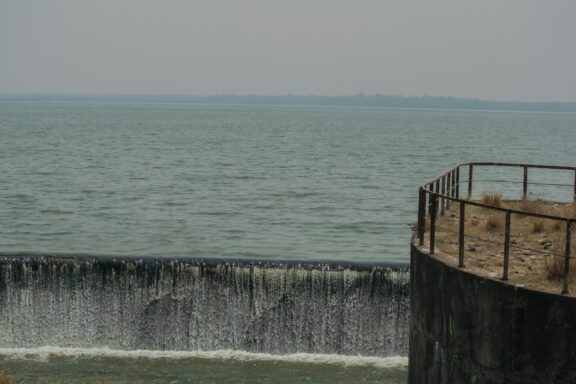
[[409, 243, 576, 384]]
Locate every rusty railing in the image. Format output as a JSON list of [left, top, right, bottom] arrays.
[[417, 162, 576, 294]]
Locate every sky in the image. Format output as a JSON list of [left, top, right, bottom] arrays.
[[1, 0, 575, 102]]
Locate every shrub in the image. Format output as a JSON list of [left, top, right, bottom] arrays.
[[545, 234, 576, 280], [481, 188, 503, 207]]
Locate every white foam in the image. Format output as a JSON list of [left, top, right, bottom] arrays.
[[0, 346, 408, 369]]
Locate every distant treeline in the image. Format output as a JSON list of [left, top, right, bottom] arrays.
[[2, 93, 576, 112]]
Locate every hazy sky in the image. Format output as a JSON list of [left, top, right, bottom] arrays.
[[1, 0, 575, 101]]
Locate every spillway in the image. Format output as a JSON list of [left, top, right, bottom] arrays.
[[0, 254, 409, 357]]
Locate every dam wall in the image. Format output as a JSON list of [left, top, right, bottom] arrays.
[[409, 244, 576, 384], [0, 254, 410, 356]]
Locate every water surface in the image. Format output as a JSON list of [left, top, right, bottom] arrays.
[[2, 102, 574, 261]]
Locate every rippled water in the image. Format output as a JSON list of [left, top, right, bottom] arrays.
[[1, 102, 576, 383], [1, 102, 575, 262]]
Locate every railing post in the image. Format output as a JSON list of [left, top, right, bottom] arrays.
[[430, 194, 437, 254], [417, 187, 426, 246], [456, 166, 460, 198], [441, 175, 446, 216], [502, 211, 511, 281], [523, 166, 528, 200], [468, 164, 474, 199], [428, 183, 434, 216], [434, 180, 440, 217], [573, 170, 576, 203], [458, 201, 465, 268], [562, 220, 573, 295], [446, 171, 452, 210]]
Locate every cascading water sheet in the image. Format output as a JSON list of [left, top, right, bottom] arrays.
[[0, 255, 410, 357]]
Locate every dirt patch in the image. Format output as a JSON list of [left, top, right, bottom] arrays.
[[419, 200, 576, 296]]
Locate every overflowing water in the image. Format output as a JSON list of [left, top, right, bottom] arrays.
[[0, 255, 409, 383], [0, 255, 409, 355], [1, 101, 576, 382]]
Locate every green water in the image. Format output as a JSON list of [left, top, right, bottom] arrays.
[[1, 102, 575, 262], [0, 349, 407, 383]]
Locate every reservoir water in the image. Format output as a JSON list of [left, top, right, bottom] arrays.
[[1, 101, 575, 383]]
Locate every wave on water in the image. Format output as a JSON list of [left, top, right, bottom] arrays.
[[0, 347, 408, 369]]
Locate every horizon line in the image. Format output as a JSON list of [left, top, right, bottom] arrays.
[[1, 92, 576, 105]]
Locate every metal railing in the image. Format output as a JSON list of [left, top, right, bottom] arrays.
[[417, 162, 576, 294]]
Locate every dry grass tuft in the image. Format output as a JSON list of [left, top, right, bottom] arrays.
[[481, 188, 503, 207], [545, 234, 576, 280], [532, 219, 545, 233], [518, 198, 546, 233], [0, 370, 16, 384], [485, 214, 503, 232], [551, 205, 576, 231], [545, 253, 565, 281]]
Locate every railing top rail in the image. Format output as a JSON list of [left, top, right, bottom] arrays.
[[421, 162, 575, 221], [422, 162, 576, 188], [422, 165, 460, 188], [459, 162, 576, 171]]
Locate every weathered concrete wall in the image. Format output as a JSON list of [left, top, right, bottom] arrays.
[[409, 244, 576, 384]]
